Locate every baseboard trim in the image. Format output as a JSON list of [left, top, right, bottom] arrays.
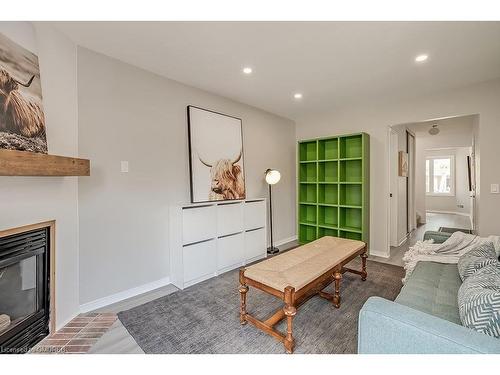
[[396, 236, 407, 247], [426, 210, 471, 217], [275, 235, 298, 247], [369, 249, 389, 258], [79, 276, 171, 313]]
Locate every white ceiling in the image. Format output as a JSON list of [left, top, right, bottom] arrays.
[[406, 115, 474, 147], [54, 22, 500, 120]]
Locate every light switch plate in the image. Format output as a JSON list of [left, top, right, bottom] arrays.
[[120, 161, 129, 173], [491, 183, 499, 194]]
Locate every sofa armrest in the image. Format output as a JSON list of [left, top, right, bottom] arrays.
[[423, 230, 451, 244], [358, 297, 500, 354]]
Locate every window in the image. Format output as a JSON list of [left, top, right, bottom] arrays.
[[425, 155, 455, 196]]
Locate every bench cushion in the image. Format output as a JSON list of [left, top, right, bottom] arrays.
[[395, 262, 462, 324], [244, 236, 365, 292]]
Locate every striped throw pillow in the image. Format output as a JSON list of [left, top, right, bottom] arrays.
[[458, 262, 500, 338], [457, 242, 498, 281]]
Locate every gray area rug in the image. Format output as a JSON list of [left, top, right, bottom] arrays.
[[118, 259, 404, 354]]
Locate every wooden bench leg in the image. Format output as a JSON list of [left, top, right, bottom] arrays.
[[283, 286, 296, 354], [361, 252, 368, 281], [333, 271, 342, 308], [239, 269, 249, 325]]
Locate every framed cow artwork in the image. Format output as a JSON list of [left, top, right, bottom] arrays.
[[0, 24, 47, 153], [187, 106, 246, 203]]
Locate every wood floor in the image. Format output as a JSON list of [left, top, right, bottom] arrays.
[[90, 212, 470, 354], [89, 284, 178, 354]]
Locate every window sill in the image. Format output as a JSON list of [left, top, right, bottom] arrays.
[[426, 193, 456, 197]]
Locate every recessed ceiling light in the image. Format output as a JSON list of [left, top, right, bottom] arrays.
[[242, 67, 252, 74], [294, 93, 303, 99], [415, 54, 429, 63]]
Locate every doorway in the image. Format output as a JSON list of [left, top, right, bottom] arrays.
[[386, 114, 478, 264], [388, 126, 416, 248]]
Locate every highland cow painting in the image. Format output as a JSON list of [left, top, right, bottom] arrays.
[[0, 31, 47, 153], [187, 106, 246, 203]]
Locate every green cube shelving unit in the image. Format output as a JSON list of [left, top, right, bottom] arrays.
[[298, 132, 370, 248]]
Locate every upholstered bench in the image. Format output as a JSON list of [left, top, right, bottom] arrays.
[[239, 236, 367, 353]]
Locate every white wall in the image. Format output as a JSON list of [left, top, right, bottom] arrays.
[[0, 22, 80, 328], [296, 79, 500, 257], [77, 48, 296, 305]]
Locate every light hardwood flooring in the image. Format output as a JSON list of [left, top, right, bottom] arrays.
[[89, 284, 178, 354]]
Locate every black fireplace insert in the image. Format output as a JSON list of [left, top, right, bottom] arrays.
[[0, 227, 50, 354]]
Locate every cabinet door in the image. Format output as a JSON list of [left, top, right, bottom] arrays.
[[245, 228, 266, 262], [244, 200, 266, 231], [217, 233, 245, 272], [182, 205, 216, 245], [217, 203, 243, 237], [183, 239, 216, 284]]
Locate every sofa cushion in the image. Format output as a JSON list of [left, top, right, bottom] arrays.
[[457, 242, 497, 281], [395, 262, 462, 324], [458, 262, 500, 338]]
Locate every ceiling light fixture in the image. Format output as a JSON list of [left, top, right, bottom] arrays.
[[415, 54, 429, 63], [293, 93, 303, 100], [242, 67, 252, 74], [429, 124, 440, 135]]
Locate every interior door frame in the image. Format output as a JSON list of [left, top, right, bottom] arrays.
[[470, 126, 478, 232], [386, 113, 480, 255], [406, 130, 416, 234], [388, 127, 399, 248]]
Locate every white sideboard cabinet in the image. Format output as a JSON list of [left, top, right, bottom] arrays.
[[170, 198, 267, 289]]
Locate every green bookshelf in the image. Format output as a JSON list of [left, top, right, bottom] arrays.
[[297, 132, 370, 248]]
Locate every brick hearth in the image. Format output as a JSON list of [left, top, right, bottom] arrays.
[[30, 313, 117, 354]]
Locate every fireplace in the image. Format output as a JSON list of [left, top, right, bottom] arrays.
[[0, 222, 53, 354]]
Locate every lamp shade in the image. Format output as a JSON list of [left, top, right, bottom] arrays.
[[265, 169, 281, 185]]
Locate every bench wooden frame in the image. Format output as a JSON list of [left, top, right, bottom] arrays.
[[239, 245, 367, 353]]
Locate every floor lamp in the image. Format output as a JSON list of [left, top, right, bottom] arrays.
[[265, 169, 281, 254]]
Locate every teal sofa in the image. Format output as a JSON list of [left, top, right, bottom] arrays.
[[358, 231, 500, 354]]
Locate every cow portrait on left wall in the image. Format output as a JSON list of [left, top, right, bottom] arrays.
[[0, 30, 47, 153], [187, 106, 246, 203]]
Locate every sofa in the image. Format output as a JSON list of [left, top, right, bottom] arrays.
[[358, 231, 500, 354]]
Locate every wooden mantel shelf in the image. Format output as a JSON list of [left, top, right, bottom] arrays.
[[0, 149, 90, 176]]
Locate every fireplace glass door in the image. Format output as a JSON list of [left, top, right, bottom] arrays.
[[0, 227, 50, 353], [0, 256, 39, 336]]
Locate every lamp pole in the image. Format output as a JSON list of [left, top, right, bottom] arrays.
[[268, 183, 278, 254], [266, 168, 280, 255]]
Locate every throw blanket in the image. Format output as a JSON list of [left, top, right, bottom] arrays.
[[403, 231, 500, 283]]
